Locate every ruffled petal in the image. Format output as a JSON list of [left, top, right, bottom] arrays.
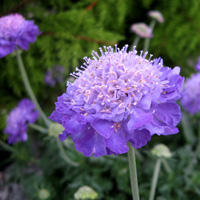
[[71, 126, 106, 157], [91, 119, 114, 139], [127, 129, 151, 149], [127, 109, 153, 130], [49, 111, 63, 124], [137, 94, 152, 110], [153, 103, 181, 126], [59, 130, 70, 141], [62, 114, 86, 134], [0, 45, 14, 58], [146, 103, 181, 135], [93, 134, 107, 157], [105, 128, 129, 154]]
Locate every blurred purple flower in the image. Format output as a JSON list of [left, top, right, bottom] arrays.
[[49, 45, 184, 157], [181, 73, 200, 114], [0, 13, 41, 58], [4, 99, 39, 144], [131, 23, 153, 38], [148, 11, 164, 23], [195, 56, 200, 71], [44, 66, 65, 87]]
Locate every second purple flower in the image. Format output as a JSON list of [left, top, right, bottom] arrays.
[[0, 13, 41, 58], [4, 99, 39, 144]]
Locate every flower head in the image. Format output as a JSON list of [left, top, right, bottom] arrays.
[[74, 186, 98, 200], [50, 45, 184, 157], [148, 11, 164, 23], [180, 73, 200, 114], [38, 189, 50, 200], [131, 23, 153, 38], [44, 65, 65, 87], [151, 144, 171, 158], [0, 13, 41, 58], [4, 99, 39, 144], [195, 56, 200, 71]]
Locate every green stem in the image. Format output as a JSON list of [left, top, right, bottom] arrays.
[[127, 143, 140, 200], [29, 124, 48, 133], [143, 20, 156, 52], [185, 123, 200, 175], [0, 140, 15, 152], [181, 112, 195, 144], [149, 158, 162, 200], [162, 159, 172, 174], [132, 35, 140, 48], [15, 49, 51, 127], [56, 138, 79, 167]]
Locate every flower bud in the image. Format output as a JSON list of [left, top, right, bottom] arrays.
[[38, 189, 50, 200], [49, 123, 64, 137], [131, 23, 153, 38], [151, 144, 171, 158], [148, 11, 164, 23], [74, 186, 98, 200]]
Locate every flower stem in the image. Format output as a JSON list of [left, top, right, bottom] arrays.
[[149, 158, 162, 200], [132, 35, 140, 48], [15, 49, 51, 127], [127, 142, 140, 200], [0, 140, 14, 152], [185, 122, 200, 175], [56, 138, 79, 167], [181, 112, 195, 144], [29, 124, 48, 133], [162, 158, 172, 174], [143, 20, 156, 52]]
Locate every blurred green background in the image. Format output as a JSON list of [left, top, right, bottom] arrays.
[[0, 0, 200, 199]]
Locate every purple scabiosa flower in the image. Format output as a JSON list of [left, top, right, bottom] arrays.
[[180, 73, 200, 114], [195, 56, 200, 71], [131, 23, 153, 38], [148, 11, 164, 23], [49, 45, 184, 157], [0, 13, 41, 58], [4, 99, 39, 144], [44, 65, 65, 87]]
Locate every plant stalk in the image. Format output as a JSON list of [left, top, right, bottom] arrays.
[[15, 49, 51, 127], [149, 158, 162, 200], [56, 138, 79, 167], [127, 142, 140, 200], [29, 124, 48, 133], [0, 140, 15, 152], [162, 158, 172, 174], [181, 112, 195, 144], [132, 35, 140, 48], [143, 19, 156, 52]]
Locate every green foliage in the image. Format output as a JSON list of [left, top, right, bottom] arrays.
[[1, 0, 200, 200], [1, 0, 200, 112], [140, 0, 200, 76]]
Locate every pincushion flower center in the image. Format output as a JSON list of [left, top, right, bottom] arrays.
[[71, 51, 161, 118]]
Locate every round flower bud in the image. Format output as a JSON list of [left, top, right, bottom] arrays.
[[151, 144, 171, 158], [131, 23, 153, 38], [48, 122, 64, 137], [148, 11, 164, 23], [38, 189, 50, 200], [74, 186, 98, 200]]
